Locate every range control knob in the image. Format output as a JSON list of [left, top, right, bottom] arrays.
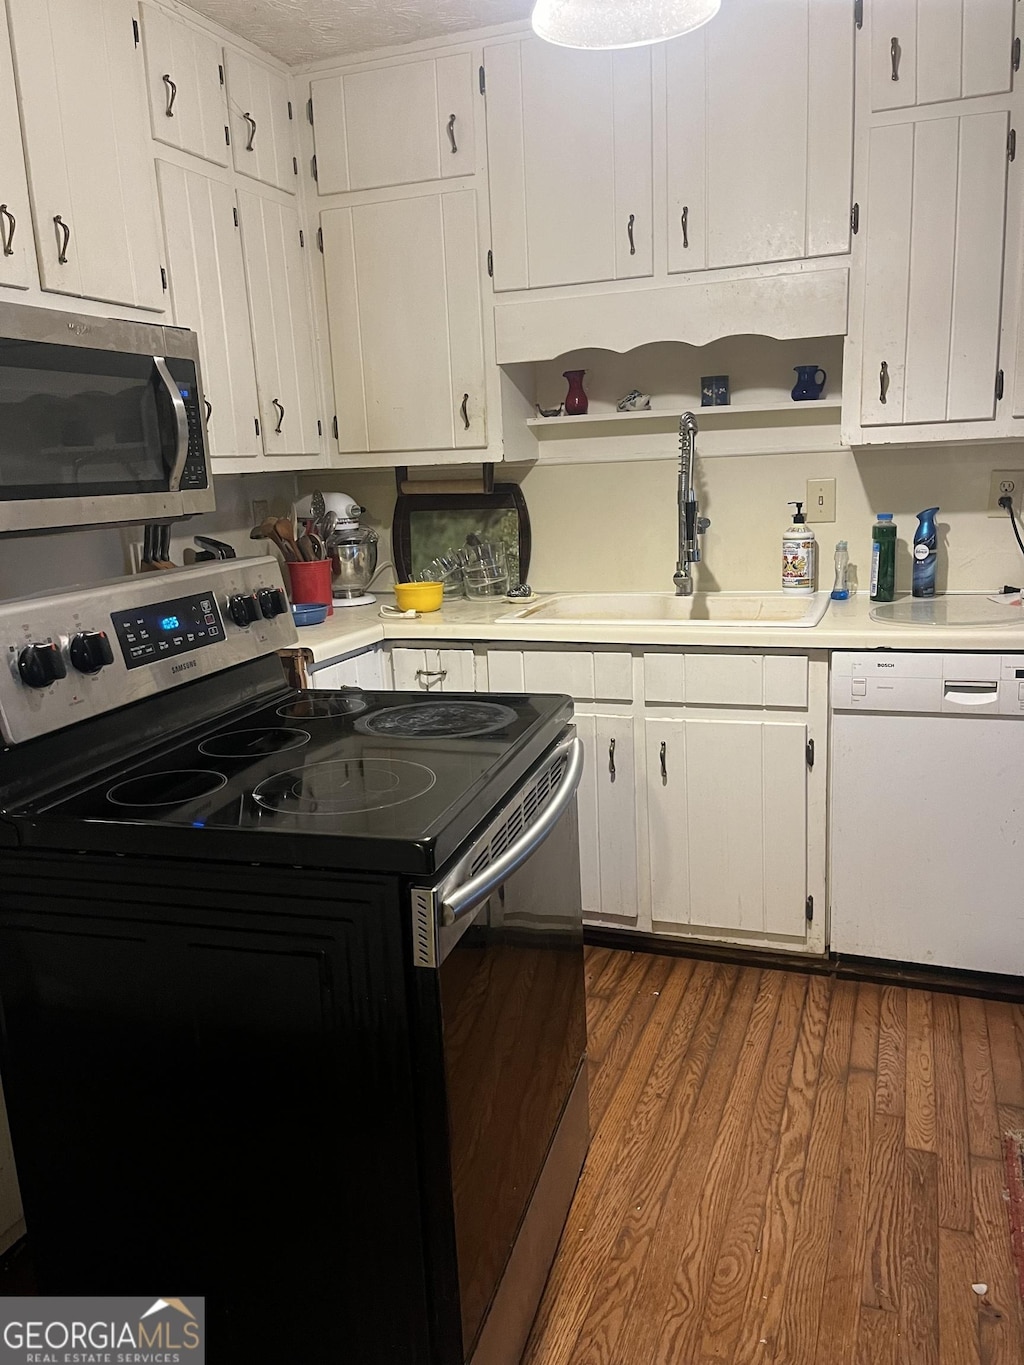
[[17, 642, 67, 689], [228, 593, 260, 627], [257, 587, 288, 619], [69, 630, 114, 675]]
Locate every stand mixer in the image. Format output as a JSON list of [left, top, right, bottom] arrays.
[[298, 492, 379, 607]]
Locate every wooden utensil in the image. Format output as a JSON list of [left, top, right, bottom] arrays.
[[275, 517, 303, 563], [250, 517, 300, 562]]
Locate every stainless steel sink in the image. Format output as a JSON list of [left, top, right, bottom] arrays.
[[498, 591, 831, 628]]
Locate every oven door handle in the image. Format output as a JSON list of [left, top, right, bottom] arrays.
[[441, 736, 584, 927], [153, 356, 189, 493]]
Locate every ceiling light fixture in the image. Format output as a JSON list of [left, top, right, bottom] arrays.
[[531, 0, 721, 50]]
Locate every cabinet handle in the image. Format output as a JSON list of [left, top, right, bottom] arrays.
[[681, 205, 689, 249], [460, 393, 470, 430], [447, 113, 457, 154], [879, 360, 889, 405], [162, 73, 177, 117], [608, 737, 616, 779], [0, 204, 15, 257], [204, 399, 212, 422], [627, 212, 636, 255], [660, 741, 667, 779], [415, 668, 447, 687], [243, 112, 256, 150], [890, 36, 901, 81], [53, 214, 70, 265], [272, 398, 284, 433]]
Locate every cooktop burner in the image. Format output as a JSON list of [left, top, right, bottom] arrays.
[[355, 700, 519, 739], [252, 758, 437, 816], [107, 769, 228, 808], [198, 728, 310, 758], [277, 696, 368, 720]]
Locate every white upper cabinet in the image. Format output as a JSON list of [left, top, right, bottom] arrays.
[[484, 37, 653, 291], [321, 188, 487, 455], [224, 49, 296, 195], [666, 0, 854, 273], [156, 161, 262, 465], [870, 0, 1016, 110], [310, 53, 476, 194], [0, 2, 33, 291], [236, 190, 320, 458], [6, 0, 165, 310], [139, 2, 229, 166], [858, 112, 1009, 427]]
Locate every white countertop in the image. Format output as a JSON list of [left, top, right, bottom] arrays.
[[288, 592, 1024, 665]]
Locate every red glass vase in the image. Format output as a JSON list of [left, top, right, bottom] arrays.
[[562, 369, 588, 415]]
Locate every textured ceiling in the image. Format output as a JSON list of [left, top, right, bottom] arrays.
[[184, 0, 534, 65]]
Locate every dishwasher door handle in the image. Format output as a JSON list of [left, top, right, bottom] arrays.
[[943, 681, 999, 706], [441, 736, 584, 926]]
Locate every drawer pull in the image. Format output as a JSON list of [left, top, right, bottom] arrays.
[[272, 398, 284, 433], [659, 740, 667, 779], [627, 212, 636, 255], [243, 111, 256, 150], [608, 737, 616, 779], [943, 681, 997, 705], [0, 203, 15, 257], [460, 393, 470, 430], [890, 36, 901, 81], [680, 205, 689, 249], [163, 73, 177, 117], [879, 360, 889, 405], [54, 214, 70, 264], [447, 113, 457, 154]]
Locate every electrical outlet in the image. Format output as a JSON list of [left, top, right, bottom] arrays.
[[805, 477, 836, 522], [988, 469, 1024, 515], [251, 499, 269, 527]]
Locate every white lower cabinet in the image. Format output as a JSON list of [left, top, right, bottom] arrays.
[[310, 646, 385, 691], [575, 712, 638, 922], [389, 647, 476, 692]]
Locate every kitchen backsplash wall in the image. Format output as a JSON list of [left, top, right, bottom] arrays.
[[307, 441, 1024, 596]]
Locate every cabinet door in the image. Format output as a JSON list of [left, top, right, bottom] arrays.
[[575, 714, 637, 921], [389, 648, 474, 691], [667, 0, 853, 273], [871, 0, 1015, 111], [140, 3, 229, 166], [860, 112, 1008, 426], [321, 189, 486, 454], [646, 716, 808, 940], [156, 162, 261, 462], [311, 53, 475, 195], [225, 50, 296, 194], [237, 190, 320, 458], [0, 3, 32, 291], [7, 0, 164, 309], [484, 37, 652, 290]]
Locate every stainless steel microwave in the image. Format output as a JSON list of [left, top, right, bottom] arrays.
[[0, 301, 215, 535]]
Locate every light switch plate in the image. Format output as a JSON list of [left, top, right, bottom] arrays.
[[988, 470, 1024, 516], [806, 477, 836, 522]]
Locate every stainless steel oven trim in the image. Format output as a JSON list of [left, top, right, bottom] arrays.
[[410, 729, 583, 970]]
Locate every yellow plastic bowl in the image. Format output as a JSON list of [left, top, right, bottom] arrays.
[[394, 581, 443, 613]]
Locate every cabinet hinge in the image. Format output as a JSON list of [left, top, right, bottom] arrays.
[[219, 63, 224, 85], [1009, 127, 1017, 162], [132, 17, 139, 45], [307, 96, 314, 125], [293, 156, 298, 176], [254, 417, 260, 436], [805, 895, 814, 923], [332, 415, 338, 440], [160, 266, 167, 292], [317, 419, 322, 436], [224, 124, 231, 146], [806, 738, 815, 769], [487, 248, 493, 277], [299, 228, 304, 248], [997, 368, 1005, 401], [854, 0, 863, 29], [1014, 36, 1021, 72], [479, 65, 486, 95], [317, 226, 324, 253], [311, 154, 318, 182], [287, 99, 293, 120], [851, 202, 860, 234], [232, 206, 238, 228]]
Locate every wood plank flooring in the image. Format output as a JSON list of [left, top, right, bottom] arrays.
[[523, 949, 1024, 1365]]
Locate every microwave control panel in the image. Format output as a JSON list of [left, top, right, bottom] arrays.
[[178, 384, 209, 491]]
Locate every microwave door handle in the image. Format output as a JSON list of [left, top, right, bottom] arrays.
[[440, 736, 584, 927], [153, 356, 188, 493]]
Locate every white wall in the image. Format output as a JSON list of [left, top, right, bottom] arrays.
[[309, 441, 1024, 597]]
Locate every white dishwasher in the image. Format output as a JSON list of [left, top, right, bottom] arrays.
[[830, 651, 1024, 976]]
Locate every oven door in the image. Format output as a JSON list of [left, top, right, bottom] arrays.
[[0, 306, 213, 534], [411, 731, 587, 1365]]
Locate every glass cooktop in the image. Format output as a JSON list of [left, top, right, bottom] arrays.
[[24, 689, 572, 875]]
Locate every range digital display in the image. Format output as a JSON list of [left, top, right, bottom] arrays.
[[111, 591, 225, 670]]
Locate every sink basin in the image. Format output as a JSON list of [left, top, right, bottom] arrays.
[[498, 591, 831, 628]]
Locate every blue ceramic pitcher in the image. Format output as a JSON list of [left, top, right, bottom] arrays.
[[791, 365, 827, 401]]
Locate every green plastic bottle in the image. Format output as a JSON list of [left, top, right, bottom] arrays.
[[870, 513, 896, 602]]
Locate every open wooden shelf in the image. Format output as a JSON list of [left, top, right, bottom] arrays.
[[526, 399, 841, 435]]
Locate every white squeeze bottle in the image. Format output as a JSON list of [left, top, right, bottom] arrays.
[[782, 501, 816, 596]]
